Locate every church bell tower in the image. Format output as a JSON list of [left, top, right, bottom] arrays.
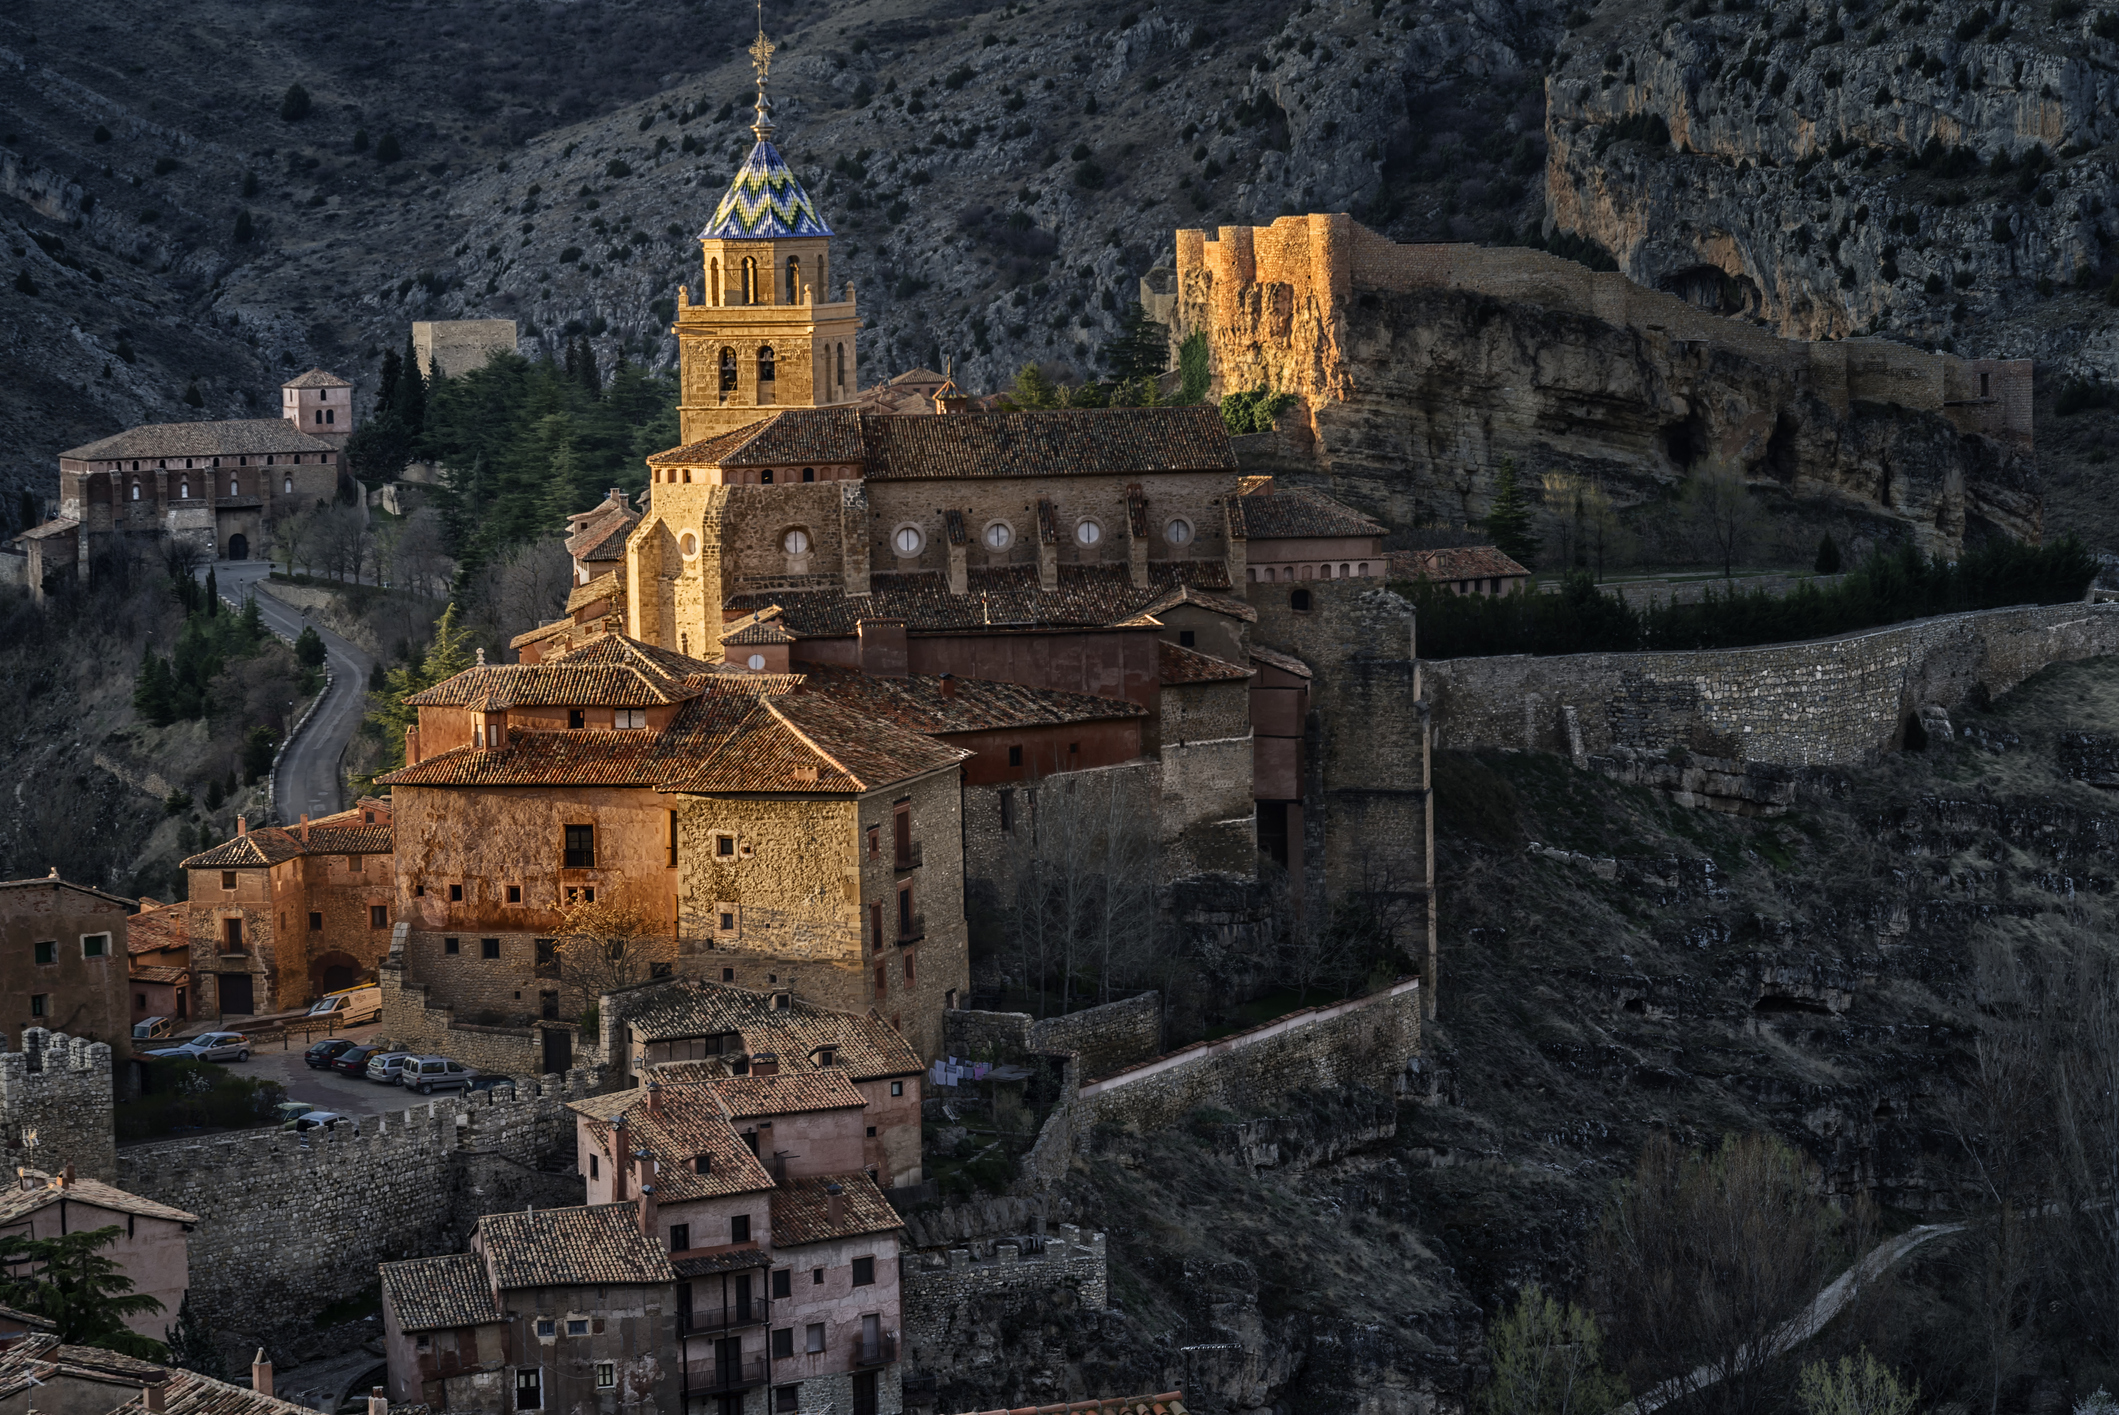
[[671, 25, 860, 444]]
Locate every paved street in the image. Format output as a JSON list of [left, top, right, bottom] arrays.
[[203, 560, 376, 824], [228, 1020, 419, 1117]]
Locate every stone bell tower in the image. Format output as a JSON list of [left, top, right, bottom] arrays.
[[671, 25, 860, 444]]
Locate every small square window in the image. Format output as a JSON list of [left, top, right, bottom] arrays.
[[444, 937, 460, 955], [805, 1323, 826, 1353], [772, 1270, 792, 1299], [770, 1329, 794, 1360], [29, 995, 47, 1018], [716, 834, 735, 857], [722, 967, 735, 982], [449, 883, 463, 902], [481, 938, 501, 960], [589, 1154, 599, 1179], [565, 1319, 588, 1336], [308, 911, 323, 931], [719, 911, 735, 931], [669, 1223, 690, 1252], [221, 871, 237, 890], [811, 1268, 823, 1286], [594, 1364, 614, 1390], [852, 1256, 875, 1286], [731, 1215, 750, 1243], [694, 1154, 711, 1175], [1008, 745, 1023, 767], [866, 1125, 877, 1138], [369, 905, 388, 929], [774, 1384, 799, 1413], [535, 1319, 555, 1337], [81, 934, 108, 959], [506, 884, 521, 904], [1179, 629, 1196, 647], [890, 1081, 904, 1097], [413, 884, 425, 897], [32, 942, 53, 966], [567, 708, 585, 730]]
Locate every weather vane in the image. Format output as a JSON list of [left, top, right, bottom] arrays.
[[749, 2, 776, 87]]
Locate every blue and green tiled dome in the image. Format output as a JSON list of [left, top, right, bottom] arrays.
[[701, 138, 833, 240]]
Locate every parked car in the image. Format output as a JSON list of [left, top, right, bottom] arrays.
[[286, 1111, 347, 1134], [132, 1017, 174, 1042], [304, 1038, 356, 1069], [330, 1041, 397, 1077], [465, 1075, 515, 1095], [145, 1032, 250, 1063], [364, 1051, 416, 1084], [402, 1056, 476, 1095], [306, 984, 382, 1027], [274, 1101, 317, 1129]]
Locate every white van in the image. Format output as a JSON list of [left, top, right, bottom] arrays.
[[307, 983, 382, 1026]]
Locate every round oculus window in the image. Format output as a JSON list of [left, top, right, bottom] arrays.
[[983, 521, 1013, 551], [1075, 519, 1102, 547], [783, 528, 811, 555], [1165, 517, 1194, 546], [747, 654, 767, 671], [892, 525, 925, 556], [679, 532, 699, 558]]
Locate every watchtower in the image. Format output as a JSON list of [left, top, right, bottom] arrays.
[[672, 26, 860, 443]]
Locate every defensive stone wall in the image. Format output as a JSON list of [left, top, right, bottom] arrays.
[[115, 1070, 597, 1350], [1073, 978, 1422, 1136], [1425, 602, 2119, 766], [943, 993, 1162, 1082], [899, 1225, 1108, 1410], [0, 1030, 114, 1182]]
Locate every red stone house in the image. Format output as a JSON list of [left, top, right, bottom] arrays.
[[1391, 545, 1533, 597], [0, 875, 133, 1052]]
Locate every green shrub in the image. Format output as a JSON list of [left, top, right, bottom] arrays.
[[1176, 331, 1211, 404], [1219, 385, 1295, 435], [115, 1060, 286, 1142], [279, 84, 311, 122]]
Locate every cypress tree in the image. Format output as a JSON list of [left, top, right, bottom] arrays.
[[133, 653, 176, 727], [279, 84, 311, 122], [203, 566, 219, 616], [1815, 532, 1843, 575], [375, 347, 402, 420], [577, 338, 603, 396], [165, 1292, 223, 1379], [239, 595, 265, 644], [1483, 456, 1543, 567], [396, 334, 426, 437]]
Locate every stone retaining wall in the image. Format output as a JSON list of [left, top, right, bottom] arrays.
[[115, 1069, 597, 1350], [901, 1225, 1108, 1372], [942, 993, 1162, 1081], [1425, 602, 2119, 767]]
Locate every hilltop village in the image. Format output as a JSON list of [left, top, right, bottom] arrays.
[[4, 13, 2113, 1415]]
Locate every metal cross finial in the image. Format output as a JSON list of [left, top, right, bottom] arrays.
[[749, 16, 776, 86]]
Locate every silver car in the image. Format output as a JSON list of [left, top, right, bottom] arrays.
[[145, 1032, 250, 1063], [364, 1050, 416, 1084], [402, 1056, 476, 1095]]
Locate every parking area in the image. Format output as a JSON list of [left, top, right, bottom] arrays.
[[233, 1022, 434, 1118]]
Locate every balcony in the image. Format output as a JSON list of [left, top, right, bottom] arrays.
[[682, 1356, 768, 1394], [893, 840, 922, 873], [679, 1305, 764, 1335], [853, 1334, 898, 1368], [896, 914, 925, 946]]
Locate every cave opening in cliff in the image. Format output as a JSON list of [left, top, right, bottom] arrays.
[[1664, 414, 1709, 471], [1752, 993, 1834, 1015], [1764, 413, 1801, 484]]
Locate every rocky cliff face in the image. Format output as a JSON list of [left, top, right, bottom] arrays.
[[1545, 5, 2119, 362]]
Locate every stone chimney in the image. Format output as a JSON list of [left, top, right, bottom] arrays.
[[825, 1183, 845, 1229], [299, 813, 310, 842], [368, 1386, 388, 1415], [143, 1382, 166, 1414], [59, 1165, 74, 1188], [611, 1116, 629, 1200], [251, 1351, 272, 1398], [637, 1176, 657, 1240], [405, 725, 422, 766], [235, 816, 247, 837], [856, 619, 908, 678], [938, 673, 957, 701], [646, 1079, 663, 1119]]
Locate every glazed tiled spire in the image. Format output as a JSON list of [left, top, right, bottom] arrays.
[[699, 16, 833, 240]]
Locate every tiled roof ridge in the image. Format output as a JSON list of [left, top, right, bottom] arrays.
[[61, 418, 344, 461], [758, 697, 859, 784], [283, 367, 353, 388]]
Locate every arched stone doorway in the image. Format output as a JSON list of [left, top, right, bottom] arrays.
[[309, 951, 361, 998], [227, 533, 249, 561]]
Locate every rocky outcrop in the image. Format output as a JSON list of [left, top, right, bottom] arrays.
[[1545, 5, 2119, 371]]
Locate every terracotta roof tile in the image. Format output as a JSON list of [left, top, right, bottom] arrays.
[[62, 420, 341, 462], [298, 824, 392, 854], [711, 1069, 868, 1119], [645, 422, 775, 467], [1159, 641, 1254, 685], [566, 572, 623, 615], [382, 729, 671, 788], [381, 1252, 502, 1332], [1248, 646, 1312, 679], [793, 668, 1144, 735], [130, 965, 190, 985], [1228, 486, 1385, 541], [282, 368, 352, 389], [406, 636, 709, 708], [1137, 584, 1257, 624], [673, 1249, 774, 1277], [863, 407, 1235, 480], [625, 980, 924, 1080], [476, 1203, 676, 1288], [566, 1088, 776, 1203], [0, 1174, 197, 1226], [726, 561, 1233, 637], [127, 905, 189, 955], [769, 1172, 903, 1248], [181, 829, 306, 870], [573, 518, 636, 563], [723, 619, 797, 646], [1391, 546, 1531, 581], [0, 1338, 323, 1415]]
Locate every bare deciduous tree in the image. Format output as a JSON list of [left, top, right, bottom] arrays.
[[1003, 767, 1161, 1016], [470, 538, 574, 647], [1686, 462, 1760, 579], [554, 896, 673, 1016]]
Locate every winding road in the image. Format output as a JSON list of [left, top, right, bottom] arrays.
[[203, 560, 376, 825]]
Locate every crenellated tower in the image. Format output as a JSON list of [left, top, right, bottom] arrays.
[[671, 26, 860, 444]]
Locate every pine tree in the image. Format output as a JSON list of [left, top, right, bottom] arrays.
[[133, 653, 176, 727], [0, 1226, 168, 1360], [165, 1292, 223, 1379], [1484, 457, 1543, 568], [577, 338, 603, 396], [278, 84, 311, 122], [14, 269, 37, 297], [396, 334, 426, 438], [295, 625, 326, 668], [239, 595, 265, 644], [375, 347, 402, 421], [1815, 532, 1843, 575], [182, 382, 204, 408], [1011, 363, 1062, 409], [1102, 301, 1169, 381], [203, 566, 219, 615]]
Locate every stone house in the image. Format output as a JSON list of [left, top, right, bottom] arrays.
[[1391, 546, 1531, 598], [378, 635, 973, 1060], [0, 875, 132, 1052], [176, 803, 396, 1021], [601, 979, 925, 1190], [1227, 479, 1388, 586], [379, 1203, 679, 1415], [0, 1170, 197, 1340], [567, 1065, 906, 1415], [123, 904, 191, 1032]]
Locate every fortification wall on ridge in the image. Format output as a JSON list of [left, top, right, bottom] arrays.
[[1424, 602, 2119, 766], [943, 993, 1162, 1082], [0, 1030, 114, 1182]]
